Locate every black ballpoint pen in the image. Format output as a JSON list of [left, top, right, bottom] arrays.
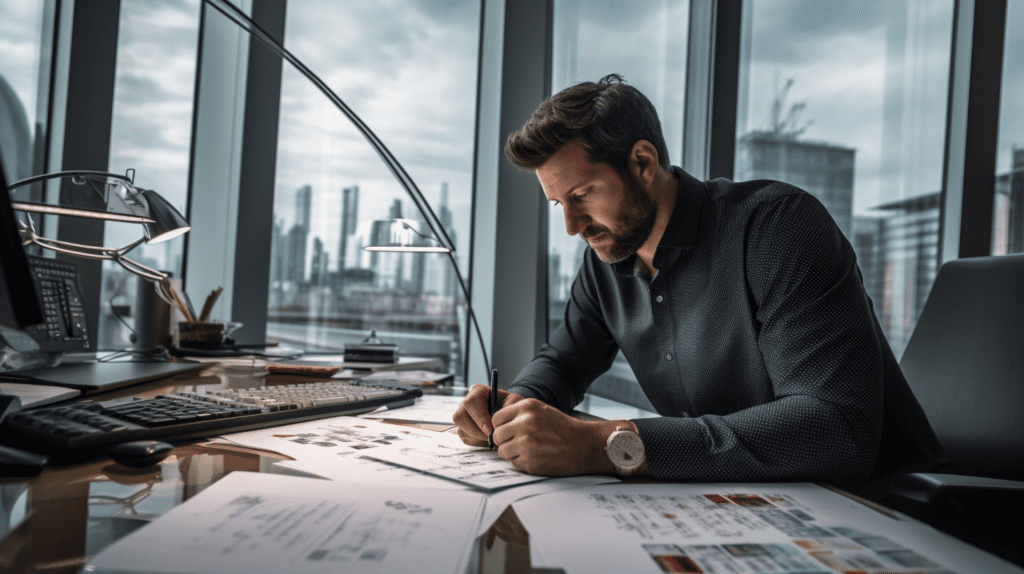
[[487, 368, 498, 450]]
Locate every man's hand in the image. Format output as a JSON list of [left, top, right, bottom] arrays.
[[453, 384, 525, 447], [490, 398, 618, 476]]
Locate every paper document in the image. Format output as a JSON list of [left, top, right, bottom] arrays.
[[359, 394, 464, 425], [85, 471, 485, 574], [512, 482, 1018, 574], [216, 415, 440, 459], [474, 474, 619, 537], [216, 416, 464, 489], [270, 455, 464, 490], [364, 432, 552, 491]]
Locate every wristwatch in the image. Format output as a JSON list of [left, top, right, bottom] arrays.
[[605, 425, 645, 476]]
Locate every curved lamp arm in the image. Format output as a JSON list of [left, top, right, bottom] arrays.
[[205, 0, 491, 377]]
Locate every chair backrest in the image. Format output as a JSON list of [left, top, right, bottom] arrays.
[[899, 253, 1024, 480]]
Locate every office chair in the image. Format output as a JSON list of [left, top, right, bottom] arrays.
[[894, 253, 1024, 565]]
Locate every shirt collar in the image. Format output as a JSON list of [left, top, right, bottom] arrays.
[[610, 166, 705, 276]]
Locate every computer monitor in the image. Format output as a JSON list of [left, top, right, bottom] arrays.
[[0, 154, 45, 351]]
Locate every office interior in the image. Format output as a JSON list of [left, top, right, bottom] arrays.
[[0, 0, 1022, 568]]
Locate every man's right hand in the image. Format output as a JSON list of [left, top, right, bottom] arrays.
[[453, 384, 524, 447]]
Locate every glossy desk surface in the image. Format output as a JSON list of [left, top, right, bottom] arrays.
[[0, 359, 655, 574]]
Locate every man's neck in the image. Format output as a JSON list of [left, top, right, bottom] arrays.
[[634, 167, 679, 276]]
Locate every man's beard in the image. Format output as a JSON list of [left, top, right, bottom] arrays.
[[581, 171, 657, 264]]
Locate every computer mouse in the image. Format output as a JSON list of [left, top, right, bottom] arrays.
[[107, 440, 174, 468], [0, 444, 50, 476]]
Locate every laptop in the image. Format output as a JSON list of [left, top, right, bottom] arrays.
[[12, 360, 205, 393]]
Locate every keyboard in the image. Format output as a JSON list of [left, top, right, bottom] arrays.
[[0, 380, 422, 453], [27, 255, 90, 349]]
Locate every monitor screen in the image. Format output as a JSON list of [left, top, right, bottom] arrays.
[[0, 155, 44, 333]]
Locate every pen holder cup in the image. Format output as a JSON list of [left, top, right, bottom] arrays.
[[177, 322, 226, 347]]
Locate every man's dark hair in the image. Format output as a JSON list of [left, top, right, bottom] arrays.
[[504, 74, 670, 177]]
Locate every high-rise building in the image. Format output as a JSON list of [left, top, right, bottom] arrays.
[[852, 215, 886, 319], [871, 192, 941, 358], [736, 130, 855, 238], [285, 185, 313, 283], [309, 237, 326, 285], [409, 208, 428, 294], [994, 146, 1024, 255], [295, 184, 312, 232], [337, 185, 359, 272], [422, 183, 458, 299], [286, 224, 307, 283]]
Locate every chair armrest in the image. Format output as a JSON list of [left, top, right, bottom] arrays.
[[893, 473, 1024, 504]]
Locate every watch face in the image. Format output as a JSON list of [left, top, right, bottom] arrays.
[[608, 431, 645, 469]]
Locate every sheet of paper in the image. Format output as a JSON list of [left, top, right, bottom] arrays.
[[363, 432, 552, 492], [512, 482, 1018, 574], [215, 415, 440, 460], [270, 455, 464, 490], [85, 471, 485, 574], [475, 474, 620, 537], [358, 394, 464, 425]]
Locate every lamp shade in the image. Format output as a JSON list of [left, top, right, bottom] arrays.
[[140, 188, 191, 243], [364, 219, 450, 253]]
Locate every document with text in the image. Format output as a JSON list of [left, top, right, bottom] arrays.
[[85, 471, 485, 574], [363, 432, 552, 491], [512, 482, 1019, 574], [216, 416, 441, 458]]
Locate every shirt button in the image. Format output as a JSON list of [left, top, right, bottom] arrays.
[[665, 353, 673, 361], [655, 295, 663, 303]]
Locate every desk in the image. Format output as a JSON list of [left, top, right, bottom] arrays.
[[0, 362, 1019, 574], [0, 360, 557, 573]]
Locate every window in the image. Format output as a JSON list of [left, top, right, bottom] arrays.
[[548, 0, 689, 409], [98, 0, 201, 349], [734, 0, 954, 359], [0, 2, 53, 196], [993, 0, 1023, 255], [264, 0, 482, 377]]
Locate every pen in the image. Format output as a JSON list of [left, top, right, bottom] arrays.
[[488, 368, 498, 450]]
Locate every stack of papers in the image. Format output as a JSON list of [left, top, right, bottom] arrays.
[[512, 482, 1019, 574], [86, 472, 484, 574], [213, 415, 619, 536]]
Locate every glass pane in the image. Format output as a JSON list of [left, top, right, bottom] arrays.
[[265, 0, 481, 379], [548, 0, 689, 409], [993, 0, 1023, 256], [0, 2, 51, 185], [735, 0, 954, 359], [98, 0, 201, 349]]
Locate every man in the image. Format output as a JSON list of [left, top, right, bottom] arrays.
[[453, 74, 943, 501]]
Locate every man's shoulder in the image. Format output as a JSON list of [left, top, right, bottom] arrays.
[[705, 177, 806, 206]]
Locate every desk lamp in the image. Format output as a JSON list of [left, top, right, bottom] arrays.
[[7, 170, 191, 294], [205, 0, 491, 377]]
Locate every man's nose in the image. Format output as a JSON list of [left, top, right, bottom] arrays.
[[563, 205, 587, 236]]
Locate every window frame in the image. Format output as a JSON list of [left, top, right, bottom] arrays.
[[41, 0, 1010, 375]]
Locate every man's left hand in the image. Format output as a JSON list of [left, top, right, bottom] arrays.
[[491, 398, 616, 476]]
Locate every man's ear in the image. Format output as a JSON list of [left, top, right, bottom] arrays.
[[629, 140, 659, 185]]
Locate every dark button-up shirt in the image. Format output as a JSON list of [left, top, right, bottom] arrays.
[[508, 168, 943, 499]]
